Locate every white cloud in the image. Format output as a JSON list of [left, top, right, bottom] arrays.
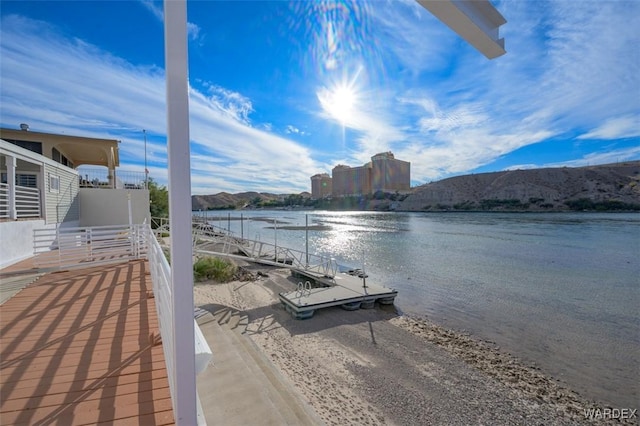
[[310, 0, 640, 184], [577, 115, 640, 140], [543, 146, 640, 169], [198, 83, 254, 125], [3, 0, 639, 194], [367, 0, 457, 75], [0, 14, 319, 194]]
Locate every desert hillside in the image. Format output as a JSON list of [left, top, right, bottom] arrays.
[[192, 192, 278, 210], [192, 191, 312, 210], [401, 161, 640, 211]]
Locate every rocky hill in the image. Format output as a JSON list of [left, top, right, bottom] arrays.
[[401, 161, 640, 211], [192, 192, 278, 210], [192, 191, 312, 210]]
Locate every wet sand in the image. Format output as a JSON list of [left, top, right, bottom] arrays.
[[193, 263, 634, 425]]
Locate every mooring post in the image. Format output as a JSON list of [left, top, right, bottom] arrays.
[[362, 250, 367, 288], [305, 214, 309, 267]]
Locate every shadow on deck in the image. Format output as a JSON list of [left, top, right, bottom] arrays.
[[0, 260, 174, 425]]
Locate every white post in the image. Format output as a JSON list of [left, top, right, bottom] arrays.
[[7, 155, 16, 219], [128, 191, 134, 255], [164, 0, 196, 424], [305, 214, 309, 267], [362, 250, 367, 288], [143, 129, 149, 189]]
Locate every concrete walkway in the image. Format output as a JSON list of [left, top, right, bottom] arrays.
[[0, 273, 43, 305], [196, 307, 323, 426]]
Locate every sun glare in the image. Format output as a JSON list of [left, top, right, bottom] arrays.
[[319, 84, 357, 125]]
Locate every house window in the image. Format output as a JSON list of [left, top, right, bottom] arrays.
[[49, 174, 60, 193], [5, 139, 43, 154], [1, 173, 37, 187], [17, 174, 37, 188], [52, 147, 73, 168]]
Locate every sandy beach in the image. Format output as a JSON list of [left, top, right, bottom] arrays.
[[193, 261, 634, 425]]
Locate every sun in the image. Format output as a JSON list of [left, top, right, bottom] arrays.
[[319, 84, 357, 125]]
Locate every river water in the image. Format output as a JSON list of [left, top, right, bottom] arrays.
[[199, 210, 639, 408]]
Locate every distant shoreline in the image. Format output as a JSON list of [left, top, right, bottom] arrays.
[[192, 161, 640, 213]]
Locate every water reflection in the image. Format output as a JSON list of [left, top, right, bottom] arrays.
[[199, 210, 639, 407]]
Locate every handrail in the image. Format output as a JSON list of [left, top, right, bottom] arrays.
[[189, 224, 338, 278], [147, 225, 210, 424], [79, 168, 147, 189], [33, 224, 148, 268], [152, 215, 339, 278], [30, 222, 210, 421], [296, 281, 312, 298], [0, 183, 41, 219], [0, 183, 8, 218]]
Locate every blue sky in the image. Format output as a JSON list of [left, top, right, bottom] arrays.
[[1, 0, 639, 195]]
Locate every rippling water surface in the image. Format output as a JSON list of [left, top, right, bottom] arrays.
[[202, 210, 639, 407]]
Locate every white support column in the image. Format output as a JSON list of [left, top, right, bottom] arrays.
[[7, 155, 17, 219], [38, 166, 46, 223], [164, 0, 197, 424], [107, 147, 116, 189]]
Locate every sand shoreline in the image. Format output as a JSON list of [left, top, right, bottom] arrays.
[[193, 263, 635, 425]]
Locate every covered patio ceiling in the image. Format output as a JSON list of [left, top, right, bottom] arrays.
[[0, 128, 120, 169]]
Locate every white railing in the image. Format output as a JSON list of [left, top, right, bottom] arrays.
[[31, 223, 210, 423], [192, 227, 339, 278], [148, 227, 176, 405], [0, 183, 41, 219], [15, 185, 41, 218], [147, 225, 210, 425], [154, 216, 339, 278], [33, 224, 148, 268], [78, 168, 147, 189], [0, 183, 7, 218]]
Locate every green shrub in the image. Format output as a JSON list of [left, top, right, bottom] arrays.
[[193, 257, 237, 282], [565, 198, 640, 211]]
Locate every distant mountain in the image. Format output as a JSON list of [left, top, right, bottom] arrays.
[[191, 163, 640, 212], [401, 161, 640, 211], [192, 191, 313, 210], [192, 192, 280, 210]]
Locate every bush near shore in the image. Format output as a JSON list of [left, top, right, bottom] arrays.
[[193, 257, 237, 282]]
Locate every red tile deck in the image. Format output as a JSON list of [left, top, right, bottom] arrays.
[[0, 260, 175, 425]]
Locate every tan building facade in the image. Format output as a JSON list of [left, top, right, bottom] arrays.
[[331, 164, 373, 197], [370, 151, 410, 193], [310, 173, 332, 199], [1, 126, 120, 187], [315, 152, 409, 198]]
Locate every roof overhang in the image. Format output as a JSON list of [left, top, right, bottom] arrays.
[[0, 128, 120, 168], [416, 0, 507, 59]]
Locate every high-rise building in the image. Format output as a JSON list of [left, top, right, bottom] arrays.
[[310, 173, 332, 199], [311, 151, 410, 198], [370, 151, 410, 193], [331, 164, 372, 197]]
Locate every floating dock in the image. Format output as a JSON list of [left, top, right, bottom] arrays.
[[157, 217, 399, 320], [279, 269, 397, 320]]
